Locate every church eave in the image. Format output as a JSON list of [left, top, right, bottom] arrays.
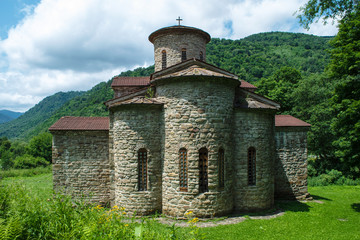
[[235, 89, 280, 110], [150, 58, 238, 81]]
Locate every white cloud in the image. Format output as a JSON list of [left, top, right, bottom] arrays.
[[0, 0, 339, 112]]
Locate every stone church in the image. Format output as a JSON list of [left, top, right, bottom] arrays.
[[49, 24, 311, 217]]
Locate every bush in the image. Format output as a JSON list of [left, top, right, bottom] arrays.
[[308, 169, 360, 186], [27, 132, 52, 163], [307, 162, 317, 177], [0, 182, 203, 240], [13, 154, 49, 169], [0, 151, 13, 170]]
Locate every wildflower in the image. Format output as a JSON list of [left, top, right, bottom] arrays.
[[185, 211, 193, 216], [125, 224, 129, 227], [188, 217, 199, 224], [94, 205, 103, 210]]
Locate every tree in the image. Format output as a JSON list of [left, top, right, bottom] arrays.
[[328, 6, 360, 78], [298, 0, 360, 178], [0, 137, 13, 169], [331, 75, 360, 177], [297, 0, 358, 29], [27, 132, 52, 162], [256, 66, 302, 113]]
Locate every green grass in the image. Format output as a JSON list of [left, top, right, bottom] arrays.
[[1, 173, 53, 200], [202, 186, 360, 240], [1, 172, 359, 239], [0, 172, 201, 239], [0, 166, 52, 179]]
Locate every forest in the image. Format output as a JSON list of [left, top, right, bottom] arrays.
[[0, 1, 359, 183]]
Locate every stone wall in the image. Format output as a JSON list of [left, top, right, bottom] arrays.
[[109, 105, 163, 215], [155, 76, 238, 217], [233, 109, 275, 211], [274, 127, 309, 200], [52, 130, 111, 204], [153, 33, 207, 71]]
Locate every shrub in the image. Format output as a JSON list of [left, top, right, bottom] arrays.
[[13, 154, 49, 169], [0, 182, 203, 239], [27, 132, 52, 163], [308, 169, 360, 186], [0, 151, 13, 170]]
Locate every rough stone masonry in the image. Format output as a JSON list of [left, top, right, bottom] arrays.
[[50, 24, 311, 218]]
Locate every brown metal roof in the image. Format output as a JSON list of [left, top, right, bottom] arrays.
[[275, 115, 311, 127], [153, 64, 238, 80], [151, 58, 239, 80], [109, 96, 163, 108], [240, 80, 257, 89], [111, 76, 150, 87], [111, 74, 255, 90], [49, 116, 109, 131]]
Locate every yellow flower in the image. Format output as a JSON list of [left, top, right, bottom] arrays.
[[94, 205, 103, 210], [188, 217, 199, 224], [125, 224, 129, 227], [185, 211, 193, 216]]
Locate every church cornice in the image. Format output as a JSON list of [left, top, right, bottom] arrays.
[[149, 25, 211, 43]]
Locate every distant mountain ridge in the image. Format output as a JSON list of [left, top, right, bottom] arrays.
[[0, 110, 23, 124], [0, 91, 84, 139], [0, 32, 333, 140]]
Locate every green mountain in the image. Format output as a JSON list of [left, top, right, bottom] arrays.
[[0, 32, 333, 140], [206, 32, 332, 82], [0, 91, 84, 140], [0, 110, 23, 124]]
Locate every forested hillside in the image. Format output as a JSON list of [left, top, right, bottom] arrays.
[[0, 32, 331, 140], [0, 110, 23, 124], [0, 91, 84, 140], [207, 32, 332, 82]]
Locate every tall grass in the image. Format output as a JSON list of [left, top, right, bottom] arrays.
[[0, 166, 51, 179], [0, 174, 202, 240]]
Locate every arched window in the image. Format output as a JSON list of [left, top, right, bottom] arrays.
[[218, 148, 225, 188], [161, 50, 167, 69], [248, 147, 256, 186], [181, 48, 187, 61], [199, 148, 208, 193], [179, 148, 188, 192], [199, 51, 204, 61], [138, 148, 147, 191]]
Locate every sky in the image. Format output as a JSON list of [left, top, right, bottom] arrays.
[[0, 0, 338, 112]]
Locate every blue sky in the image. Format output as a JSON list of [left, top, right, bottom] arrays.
[[0, 0, 40, 39], [0, 0, 338, 112]]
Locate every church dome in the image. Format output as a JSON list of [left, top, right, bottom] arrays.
[[149, 25, 211, 72], [148, 25, 211, 43]]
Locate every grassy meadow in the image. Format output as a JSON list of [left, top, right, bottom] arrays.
[[0, 169, 359, 239]]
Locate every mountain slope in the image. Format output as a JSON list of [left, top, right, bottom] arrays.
[[0, 110, 23, 124], [207, 32, 332, 82], [0, 91, 84, 139], [0, 32, 333, 140]]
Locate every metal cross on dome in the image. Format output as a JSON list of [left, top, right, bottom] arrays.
[[176, 16, 183, 25]]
